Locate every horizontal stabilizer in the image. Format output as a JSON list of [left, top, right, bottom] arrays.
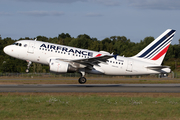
[[146, 65, 170, 70]]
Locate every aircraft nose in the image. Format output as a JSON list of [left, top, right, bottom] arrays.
[[3, 46, 11, 55]]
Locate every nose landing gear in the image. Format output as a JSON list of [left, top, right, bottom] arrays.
[[26, 60, 32, 73]]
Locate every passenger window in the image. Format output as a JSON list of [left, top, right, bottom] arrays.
[[24, 44, 27, 47], [19, 43, 22, 46]]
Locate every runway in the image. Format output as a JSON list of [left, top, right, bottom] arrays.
[[0, 84, 180, 93]]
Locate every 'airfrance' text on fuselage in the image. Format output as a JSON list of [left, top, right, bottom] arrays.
[[40, 43, 93, 57]]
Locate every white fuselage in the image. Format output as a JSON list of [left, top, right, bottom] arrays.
[[3, 40, 170, 75]]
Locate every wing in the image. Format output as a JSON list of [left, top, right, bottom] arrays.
[[56, 54, 115, 69]]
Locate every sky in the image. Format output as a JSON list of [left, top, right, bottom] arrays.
[[0, 0, 180, 44]]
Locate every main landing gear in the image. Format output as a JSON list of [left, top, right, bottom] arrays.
[[26, 60, 32, 73], [78, 77, 87, 84], [78, 69, 87, 84]]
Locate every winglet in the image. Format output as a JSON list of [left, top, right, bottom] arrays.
[[113, 54, 118, 59]]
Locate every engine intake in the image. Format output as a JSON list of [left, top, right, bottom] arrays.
[[49, 60, 76, 73]]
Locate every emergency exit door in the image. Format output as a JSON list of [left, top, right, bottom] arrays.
[[28, 42, 35, 53], [126, 60, 133, 72]]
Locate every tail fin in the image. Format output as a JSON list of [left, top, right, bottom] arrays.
[[133, 29, 176, 65]]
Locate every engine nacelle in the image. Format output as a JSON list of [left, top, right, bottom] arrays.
[[49, 60, 77, 73]]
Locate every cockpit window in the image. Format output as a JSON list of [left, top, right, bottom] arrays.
[[12, 42, 22, 47], [12, 43, 18, 45]]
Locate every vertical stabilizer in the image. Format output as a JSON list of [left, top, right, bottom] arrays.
[[133, 29, 176, 65]]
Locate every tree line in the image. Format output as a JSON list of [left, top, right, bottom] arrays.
[[0, 33, 180, 73]]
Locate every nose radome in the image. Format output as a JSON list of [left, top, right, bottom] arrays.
[[3, 46, 8, 54], [3, 46, 11, 55]]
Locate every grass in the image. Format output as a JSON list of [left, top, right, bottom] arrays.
[[0, 76, 180, 119], [0, 93, 180, 120]]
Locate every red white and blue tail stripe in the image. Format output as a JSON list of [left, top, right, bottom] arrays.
[[133, 29, 176, 65]]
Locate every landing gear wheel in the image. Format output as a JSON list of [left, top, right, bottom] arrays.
[[26, 69, 29, 73], [78, 77, 87, 84]]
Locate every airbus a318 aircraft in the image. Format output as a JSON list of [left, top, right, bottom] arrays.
[[3, 29, 176, 84]]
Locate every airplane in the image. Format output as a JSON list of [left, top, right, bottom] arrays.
[[3, 29, 176, 84]]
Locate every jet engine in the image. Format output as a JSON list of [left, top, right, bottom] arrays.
[[49, 59, 76, 73]]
